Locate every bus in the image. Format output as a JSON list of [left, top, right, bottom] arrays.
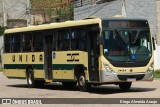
[[3, 17, 154, 91]]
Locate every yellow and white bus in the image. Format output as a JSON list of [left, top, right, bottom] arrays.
[[3, 18, 154, 91]]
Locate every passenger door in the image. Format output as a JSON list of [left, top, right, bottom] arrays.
[[44, 35, 53, 80], [87, 31, 100, 81]]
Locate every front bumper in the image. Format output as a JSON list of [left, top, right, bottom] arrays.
[[100, 70, 153, 83]]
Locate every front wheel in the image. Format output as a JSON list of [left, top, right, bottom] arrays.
[[77, 73, 91, 92], [119, 82, 132, 91]]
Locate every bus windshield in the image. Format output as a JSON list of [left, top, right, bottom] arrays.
[[102, 20, 152, 62]]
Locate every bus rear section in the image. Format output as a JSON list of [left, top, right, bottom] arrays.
[[3, 18, 102, 92]]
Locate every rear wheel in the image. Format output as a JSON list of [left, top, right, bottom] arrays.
[[119, 82, 132, 91], [27, 69, 44, 88], [27, 69, 34, 88], [77, 73, 91, 92]]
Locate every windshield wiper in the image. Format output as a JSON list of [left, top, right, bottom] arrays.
[[131, 30, 140, 44], [114, 29, 126, 45]]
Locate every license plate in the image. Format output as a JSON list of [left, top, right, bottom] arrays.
[[127, 78, 136, 82]]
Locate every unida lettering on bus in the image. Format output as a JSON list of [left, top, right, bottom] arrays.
[[12, 54, 43, 62]]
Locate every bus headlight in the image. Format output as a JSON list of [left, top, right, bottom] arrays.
[[148, 63, 154, 73], [103, 63, 113, 73]]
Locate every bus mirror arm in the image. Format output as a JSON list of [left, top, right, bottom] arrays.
[[152, 37, 156, 50]]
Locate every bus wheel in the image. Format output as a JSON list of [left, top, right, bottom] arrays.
[[27, 69, 35, 88], [119, 82, 132, 91], [62, 82, 77, 88], [27, 69, 45, 88], [77, 73, 91, 92]]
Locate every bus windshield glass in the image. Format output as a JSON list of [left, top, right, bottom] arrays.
[[102, 20, 152, 62]]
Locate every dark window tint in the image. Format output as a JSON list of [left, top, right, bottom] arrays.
[[4, 35, 10, 52], [32, 32, 43, 51], [4, 34, 21, 52], [71, 28, 86, 50], [52, 32, 57, 51], [57, 29, 70, 50], [21, 33, 31, 52], [10, 34, 20, 52]]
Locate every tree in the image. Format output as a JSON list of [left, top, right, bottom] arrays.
[[0, 26, 5, 36]]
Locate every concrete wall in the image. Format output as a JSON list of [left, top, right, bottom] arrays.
[[74, 0, 121, 20], [74, 0, 157, 36], [3, 0, 27, 20], [156, 0, 160, 46], [155, 0, 160, 70], [155, 45, 160, 70], [125, 0, 157, 37], [0, 2, 3, 25], [0, 0, 27, 27]]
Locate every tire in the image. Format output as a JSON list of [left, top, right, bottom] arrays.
[[62, 82, 77, 88], [77, 73, 91, 92], [26, 69, 35, 88], [26, 69, 44, 88], [119, 82, 132, 91]]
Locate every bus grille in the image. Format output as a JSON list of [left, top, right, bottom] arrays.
[[117, 74, 145, 81]]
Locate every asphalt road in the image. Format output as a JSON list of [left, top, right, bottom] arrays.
[[0, 72, 160, 107]]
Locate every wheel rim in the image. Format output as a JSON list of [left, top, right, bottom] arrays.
[[79, 75, 85, 86], [28, 73, 32, 85]]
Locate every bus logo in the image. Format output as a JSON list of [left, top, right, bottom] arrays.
[[131, 54, 136, 60], [2, 99, 11, 104], [67, 53, 79, 62]]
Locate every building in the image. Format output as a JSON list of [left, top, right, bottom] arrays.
[[0, 0, 28, 28], [30, 0, 74, 24], [74, 0, 160, 69]]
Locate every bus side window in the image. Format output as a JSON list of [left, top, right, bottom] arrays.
[[58, 31, 63, 50], [4, 35, 10, 52], [20, 34, 24, 52], [11, 34, 20, 52], [58, 29, 70, 50], [64, 30, 70, 50], [30, 32, 34, 52], [22, 33, 31, 52], [71, 28, 86, 50], [33, 32, 43, 51], [52, 31, 57, 51], [56, 31, 60, 51], [79, 30, 86, 50], [71, 29, 76, 50]]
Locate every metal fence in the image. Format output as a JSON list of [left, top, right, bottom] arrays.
[[74, 0, 89, 8]]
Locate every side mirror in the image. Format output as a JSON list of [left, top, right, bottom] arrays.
[[152, 37, 156, 50]]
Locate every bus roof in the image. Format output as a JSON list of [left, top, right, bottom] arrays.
[[101, 18, 148, 21], [5, 18, 148, 34], [5, 18, 101, 34]]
